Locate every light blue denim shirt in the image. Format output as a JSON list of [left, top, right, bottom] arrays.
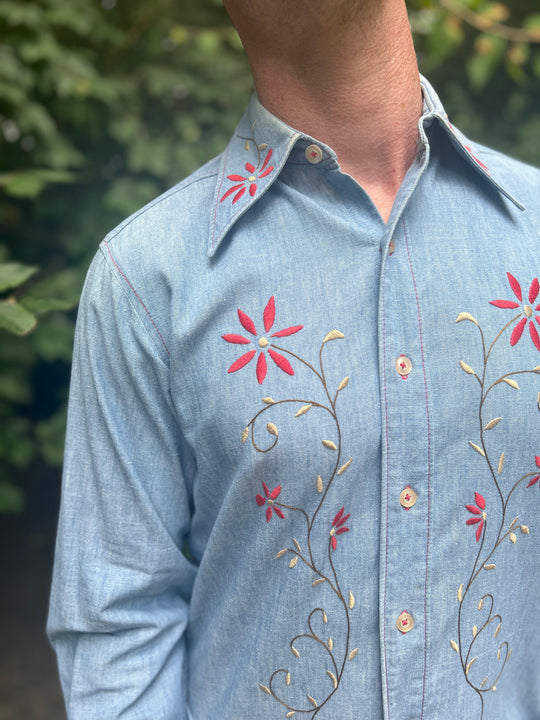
[[48, 77, 540, 720]]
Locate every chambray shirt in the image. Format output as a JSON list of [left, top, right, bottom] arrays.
[[48, 77, 540, 720]]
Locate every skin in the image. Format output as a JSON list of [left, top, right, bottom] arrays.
[[223, 0, 422, 223]]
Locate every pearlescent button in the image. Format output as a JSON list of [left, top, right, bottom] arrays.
[[306, 144, 323, 164], [388, 239, 396, 256], [397, 611, 414, 634], [396, 355, 412, 378], [400, 486, 417, 510]]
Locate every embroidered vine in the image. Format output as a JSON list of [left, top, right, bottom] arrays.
[[224, 303, 355, 717], [220, 121, 274, 205], [451, 273, 540, 720]]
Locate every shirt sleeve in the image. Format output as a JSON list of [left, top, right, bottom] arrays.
[[47, 247, 196, 720]]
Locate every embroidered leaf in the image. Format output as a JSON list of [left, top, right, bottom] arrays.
[[307, 695, 318, 708], [498, 452, 505, 475], [322, 439, 337, 450], [286, 672, 291, 686], [327, 670, 338, 689], [327, 637, 333, 651], [259, 143, 268, 151], [510, 533, 517, 544], [276, 549, 288, 559], [520, 525, 530, 534], [457, 584, 463, 603], [322, 329, 345, 344], [338, 376, 350, 392], [295, 404, 312, 417], [286, 712, 296, 718], [494, 622, 502, 639], [478, 598, 484, 610], [316, 475, 324, 493], [337, 457, 353, 476], [472, 625, 478, 638], [497, 649, 501, 660], [455, 312, 479, 326], [259, 684, 271, 695], [244, 141, 250, 152], [291, 646, 300, 658], [466, 657, 477, 676], [485, 417, 502, 431], [460, 361, 476, 376], [484, 564, 496, 571], [349, 648, 358, 661], [509, 516, 519, 528], [492, 686, 497, 692], [534, 366, 540, 373], [469, 441, 485, 457], [267, 423, 279, 437], [262, 397, 275, 405], [450, 640, 459, 653], [322, 610, 328, 623], [312, 578, 325, 587], [293, 539, 302, 554], [503, 378, 520, 390], [349, 591, 355, 609], [480, 677, 488, 689], [241, 427, 249, 444], [289, 556, 298, 569]]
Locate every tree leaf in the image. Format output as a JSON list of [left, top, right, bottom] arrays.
[[0, 299, 37, 335], [0, 262, 37, 293]]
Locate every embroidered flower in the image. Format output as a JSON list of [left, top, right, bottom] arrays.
[[465, 492, 486, 542], [526, 456, 540, 488], [330, 507, 350, 550], [256, 481, 285, 522], [222, 296, 303, 384], [490, 273, 540, 351], [220, 148, 274, 205]]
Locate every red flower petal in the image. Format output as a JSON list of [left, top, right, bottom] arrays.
[[227, 174, 247, 182], [269, 485, 281, 500], [238, 309, 257, 335], [336, 513, 350, 528], [475, 492, 486, 510], [333, 507, 345, 527], [266, 506, 273, 522], [262, 481, 270, 498], [249, 183, 257, 197], [220, 183, 244, 203], [271, 325, 304, 338], [489, 300, 521, 309], [507, 272, 523, 301], [331, 536, 337, 551], [245, 163, 256, 173], [475, 522, 484, 543], [222, 334, 251, 345], [256, 352, 267, 385], [274, 506, 285, 519], [527, 475, 539, 488], [263, 296, 276, 333], [268, 348, 294, 376], [232, 187, 247, 204], [466, 504, 481, 515], [259, 166, 274, 179], [256, 494, 266, 506], [529, 321, 540, 351], [228, 350, 256, 374], [510, 317, 527, 346], [466, 517, 482, 525], [336, 527, 349, 535], [536, 456, 540, 468], [529, 278, 540, 304], [261, 148, 273, 172]]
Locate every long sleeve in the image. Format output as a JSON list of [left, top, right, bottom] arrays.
[[47, 249, 196, 720]]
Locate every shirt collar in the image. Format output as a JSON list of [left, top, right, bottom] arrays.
[[208, 75, 524, 257]]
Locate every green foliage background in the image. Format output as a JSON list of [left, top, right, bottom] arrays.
[[0, 0, 539, 512]]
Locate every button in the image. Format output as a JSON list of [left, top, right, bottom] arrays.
[[396, 355, 412, 379], [388, 239, 396, 256], [396, 611, 414, 634], [400, 486, 417, 510], [306, 144, 323, 164]]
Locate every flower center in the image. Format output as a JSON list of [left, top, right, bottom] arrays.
[[482, 511, 487, 521], [259, 337, 269, 348], [248, 175, 256, 182], [329, 528, 336, 537], [524, 304, 533, 318], [267, 499, 274, 506]]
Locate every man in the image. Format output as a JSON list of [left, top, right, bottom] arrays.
[[48, 1, 540, 718]]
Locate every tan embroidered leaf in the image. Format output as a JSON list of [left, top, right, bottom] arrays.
[[460, 360, 476, 376], [276, 549, 288, 559], [503, 378, 519, 390], [533, 366, 540, 373], [293, 539, 302, 554], [498, 452, 505, 475], [450, 639, 459, 653], [484, 564, 496, 570], [472, 625, 478, 638], [316, 475, 324, 493], [307, 695, 318, 708], [455, 312, 479, 326], [267, 422, 279, 437], [509, 516, 519, 529], [480, 676, 488, 689], [469, 441, 485, 457], [484, 417, 502, 431], [241, 427, 249, 444], [510, 532, 517, 544], [478, 598, 484, 610], [349, 648, 358, 661], [286, 713, 296, 718], [322, 329, 344, 344], [312, 578, 325, 586], [259, 684, 271, 695], [262, 397, 275, 405], [289, 556, 298, 569], [244, 140, 250, 152], [520, 525, 530, 534], [466, 657, 477, 676], [291, 645, 300, 658], [338, 376, 350, 392], [295, 404, 312, 417], [337, 457, 353, 476], [286, 672, 291, 686], [497, 649, 501, 660], [259, 143, 268, 151], [494, 622, 502, 639], [349, 591, 355, 609], [457, 584, 463, 603], [492, 686, 497, 692], [327, 637, 333, 651], [322, 439, 337, 450], [322, 610, 328, 624], [327, 671, 338, 689]]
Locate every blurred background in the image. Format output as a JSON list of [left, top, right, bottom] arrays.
[[0, 0, 539, 717]]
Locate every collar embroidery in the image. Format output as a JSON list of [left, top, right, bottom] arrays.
[[219, 122, 275, 205]]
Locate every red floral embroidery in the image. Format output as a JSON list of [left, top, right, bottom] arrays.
[[222, 296, 303, 384], [465, 492, 486, 542], [220, 148, 274, 205], [526, 456, 540, 488], [255, 481, 285, 522], [490, 273, 540, 351], [329, 506, 350, 550]]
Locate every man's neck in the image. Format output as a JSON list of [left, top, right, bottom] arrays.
[[245, 1, 422, 223]]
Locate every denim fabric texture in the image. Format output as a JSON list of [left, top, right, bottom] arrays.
[[48, 77, 540, 720]]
